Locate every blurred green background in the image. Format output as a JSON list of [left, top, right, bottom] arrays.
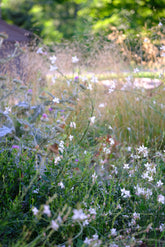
[[1, 0, 165, 44]]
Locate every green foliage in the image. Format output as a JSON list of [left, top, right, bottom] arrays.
[[1, 0, 165, 44]]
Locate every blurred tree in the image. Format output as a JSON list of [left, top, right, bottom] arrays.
[[76, 0, 165, 34], [1, 0, 80, 43], [1, 0, 165, 43]]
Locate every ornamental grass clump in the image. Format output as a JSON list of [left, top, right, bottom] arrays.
[[0, 25, 165, 246]]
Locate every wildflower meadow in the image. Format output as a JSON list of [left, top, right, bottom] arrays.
[[0, 23, 165, 247]]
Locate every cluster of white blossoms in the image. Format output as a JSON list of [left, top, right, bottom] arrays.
[[141, 162, 156, 182], [84, 234, 101, 246], [133, 212, 140, 220], [59, 140, 65, 153], [54, 156, 62, 165], [137, 144, 148, 158], [49, 55, 58, 72], [134, 184, 152, 199], [72, 209, 87, 221], [70, 121, 76, 128], [48, 54, 58, 83], [32, 205, 63, 231], [103, 146, 111, 154]]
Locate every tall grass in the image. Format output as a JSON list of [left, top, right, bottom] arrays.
[[0, 26, 165, 246]]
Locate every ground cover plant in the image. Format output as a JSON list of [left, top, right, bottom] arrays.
[[0, 25, 165, 247]]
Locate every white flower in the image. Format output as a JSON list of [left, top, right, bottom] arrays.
[[161, 53, 165, 57], [69, 135, 74, 141], [87, 84, 92, 90], [53, 97, 60, 103], [137, 145, 148, 157], [144, 38, 148, 43], [57, 215, 62, 224], [160, 45, 165, 51], [109, 81, 116, 94], [99, 103, 105, 108], [123, 163, 129, 169], [111, 228, 117, 236], [121, 188, 131, 198], [43, 205, 51, 217], [59, 140, 65, 153], [72, 56, 79, 63], [4, 107, 11, 114], [92, 234, 99, 240], [108, 125, 113, 130], [58, 181, 65, 189], [89, 207, 96, 215], [134, 68, 139, 73], [72, 209, 87, 221], [84, 237, 91, 245], [50, 55, 57, 64], [110, 244, 118, 247], [49, 65, 58, 72], [158, 194, 165, 204], [91, 75, 98, 83], [83, 219, 89, 226], [109, 138, 115, 146], [117, 204, 121, 209], [51, 220, 59, 230], [159, 223, 165, 232], [157, 180, 163, 187], [67, 80, 71, 86], [33, 188, 39, 194], [52, 75, 57, 84], [109, 88, 114, 94], [92, 172, 97, 183], [32, 207, 39, 216], [158, 21, 163, 26], [133, 212, 140, 220], [134, 185, 152, 199], [90, 116, 96, 124], [80, 75, 88, 82], [70, 122, 76, 128], [54, 156, 61, 165], [36, 47, 43, 54], [103, 147, 111, 154], [108, 80, 116, 94]]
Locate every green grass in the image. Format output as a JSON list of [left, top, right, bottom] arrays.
[[0, 34, 165, 246]]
